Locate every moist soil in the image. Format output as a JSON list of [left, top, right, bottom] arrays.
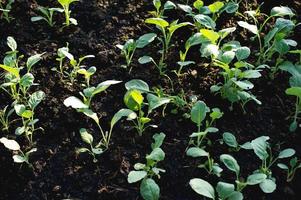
[[0, 0, 301, 199]]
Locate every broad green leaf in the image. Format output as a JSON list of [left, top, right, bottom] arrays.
[[145, 18, 169, 28], [223, 132, 238, 148], [221, 51, 235, 63], [64, 96, 88, 109], [216, 182, 235, 199], [0, 64, 20, 78], [140, 178, 160, 200], [125, 79, 150, 93], [278, 148, 295, 159], [220, 154, 240, 176], [193, 0, 204, 10], [225, 2, 239, 13], [194, 14, 216, 29], [185, 33, 203, 48], [139, 56, 154, 64], [0, 137, 20, 151], [151, 132, 166, 149], [92, 80, 122, 96], [124, 90, 144, 111], [271, 6, 294, 17], [235, 47, 250, 61], [200, 29, 220, 43], [277, 163, 289, 170], [250, 136, 270, 160], [189, 178, 215, 199], [259, 179, 276, 193], [191, 101, 207, 126], [146, 148, 165, 161], [168, 22, 192, 36], [208, 1, 224, 13], [147, 94, 170, 113], [128, 170, 147, 183], [111, 109, 137, 128], [234, 80, 254, 90], [286, 87, 301, 99], [200, 43, 219, 57], [20, 73, 34, 87], [247, 173, 267, 185], [153, 0, 161, 10], [7, 36, 17, 51], [237, 21, 258, 34], [29, 91, 45, 110], [136, 33, 157, 48], [186, 147, 209, 157], [177, 4, 193, 13], [13, 155, 26, 163], [79, 128, 93, 144], [26, 53, 43, 71], [164, 1, 176, 10], [210, 108, 223, 120]]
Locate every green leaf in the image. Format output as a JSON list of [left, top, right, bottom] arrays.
[[278, 148, 295, 159], [277, 163, 289, 170], [26, 53, 43, 71], [7, 36, 17, 51], [111, 109, 137, 128], [136, 33, 157, 48], [92, 80, 122, 96], [286, 87, 301, 99], [145, 18, 169, 28], [235, 47, 250, 61], [13, 155, 27, 163], [185, 33, 203, 49], [250, 136, 270, 160], [146, 148, 165, 162], [247, 173, 267, 185], [210, 108, 223, 120], [200, 43, 219, 57], [64, 96, 88, 109], [186, 147, 209, 157], [237, 21, 258, 34], [225, 2, 239, 13], [208, 1, 224, 13], [234, 80, 254, 90], [200, 29, 220, 44], [138, 56, 154, 64], [0, 137, 20, 151], [140, 178, 160, 200], [81, 109, 99, 124], [191, 101, 207, 126], [79, 128, 93, 144], [164, 1, 176, 10], [125, 79, 150, 93], [20, 73, 34, 87], [151, 132, 166, 149], [220, 154, 240, 176], [153, 0, 161, 10], [194, 14, 216, 29], [193, 0, 204, 10], [147, 94, 170, 113], [0, 64, 20, 78], [124, 90, 144, 111], [128, 170, 147, 183], [271, 6, 294, 17], [223, 132, 238, 148], [189, 178, 215, 199], [28, 91, 45, 110], [177, 4, 193, 13], [259, 179, 276, 193], [216, 182, 235, 199]]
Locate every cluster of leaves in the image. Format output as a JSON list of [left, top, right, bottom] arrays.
[[0, 0, 14, 22], [128, 133, 166, 200], [0, 37, 45, 166]]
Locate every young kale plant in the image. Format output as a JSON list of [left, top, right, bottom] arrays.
[[116, 33, 157, 72], [128, 133, 166, 200], [186, 100, 224, 176], [141, 18, 191, 75], [0, 0, 14, 22], [31, 6, 64, 27], [0, 37, 44, 102], [14, 91, 46, 144], [278, 157, 301, 182], [0, 137, 36, 167], [64, 80, 135, 161], [54, 44, 95, 84], [238, 6, 296, 68], [57, 0, 78, 27], [122, 79, 171, 136]]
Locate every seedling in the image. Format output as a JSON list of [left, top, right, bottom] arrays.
[[284, 87, 301, 132], [14, 91, 46, 144], [0, 0, 14, 22], [57, 0, 79, 27], [0, 137, 36, 167], [54, 44, 95, 83], [238, 6, 295, 66], [0, 105, 14, 131], [64, 80, 135, 158], [143, 18, 191, 75], [116, 33, 157, 72], [150, 0, 176, 18], [122, 79, 171, 135], [31, 6, 64, 27], [278, 157, 301, 182], [128, 133, 166, 200]]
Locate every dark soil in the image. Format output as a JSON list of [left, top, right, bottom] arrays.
[[0, 0, 301, 200]]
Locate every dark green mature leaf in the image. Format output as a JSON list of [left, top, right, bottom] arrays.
[[186, 147, 209, 157], [223, 132, 238, 148], [189, 178, 215, 199], [220, 154, 240, 176], [194, 14, 216, 29], [191, 101, 207, 126], [140, 178, 160, 200], [136, 33, 157, 48]]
